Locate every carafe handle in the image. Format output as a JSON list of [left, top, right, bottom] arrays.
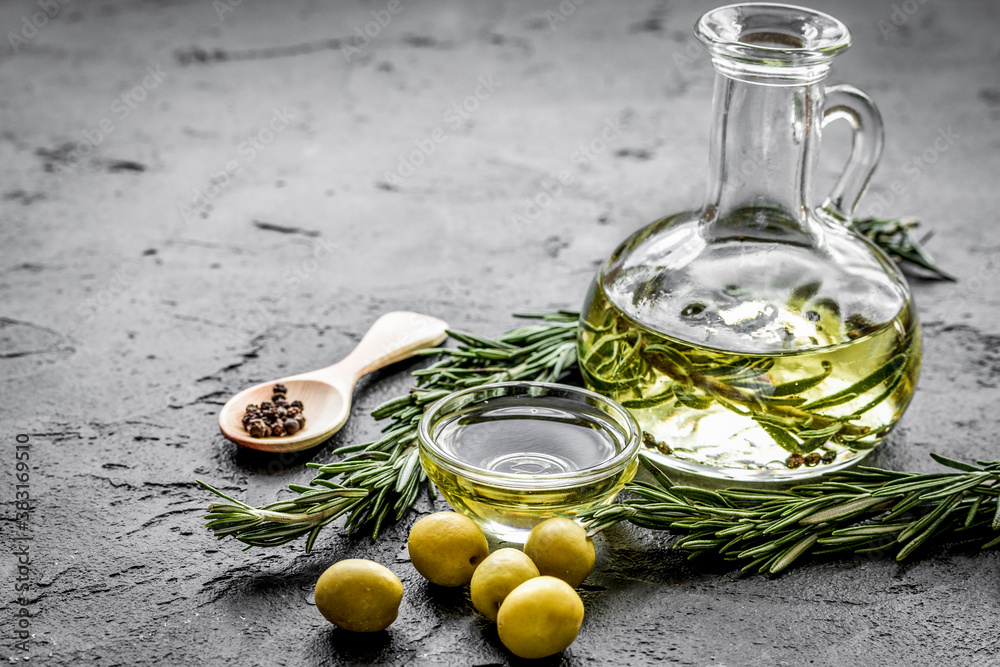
[[819, 84, 884, 223]]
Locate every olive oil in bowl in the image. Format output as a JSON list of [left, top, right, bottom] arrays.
[[418, 383, 640, 542]]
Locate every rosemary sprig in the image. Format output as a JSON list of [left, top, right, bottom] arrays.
[[197, 480, 370, 551], [199, 311, 579, 550], [581, 452, 1000, 573], [854, 216, 956, 281]]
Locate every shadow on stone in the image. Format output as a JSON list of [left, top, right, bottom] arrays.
[[422, 580, 473, 616], [229, 443, 326, 475], [325, 627, 395, 664], [477, 621, 573, 666]]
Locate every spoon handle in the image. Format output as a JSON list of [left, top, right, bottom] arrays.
[[323, 311, 449, 383]]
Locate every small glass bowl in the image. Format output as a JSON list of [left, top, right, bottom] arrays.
[[417, 381, 641, 543]]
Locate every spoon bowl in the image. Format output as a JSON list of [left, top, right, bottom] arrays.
[[219, 311, 448, 453], [219, 378, 348, 452]]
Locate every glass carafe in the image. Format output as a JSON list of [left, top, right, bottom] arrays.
[[579, 3, 921, 481]]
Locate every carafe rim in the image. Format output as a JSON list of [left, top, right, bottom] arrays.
[[697, 3, 853, 84]]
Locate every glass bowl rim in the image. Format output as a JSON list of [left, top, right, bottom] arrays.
[[417, 381, 641, 490]]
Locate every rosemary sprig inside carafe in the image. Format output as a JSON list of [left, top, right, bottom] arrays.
[[579, 295, 920, 471]]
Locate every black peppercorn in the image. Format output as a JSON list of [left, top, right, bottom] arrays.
[[641, 430, 672, 455], [786, 453, 805, 469], [821, 450, 837, 464], [804, 452, 821, 467], [242, 388, 306, 438], [247, 420, 270, 438]]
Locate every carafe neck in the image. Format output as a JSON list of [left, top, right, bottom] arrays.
[[701, 73, 824, 243], [694, 3, 855, 243]]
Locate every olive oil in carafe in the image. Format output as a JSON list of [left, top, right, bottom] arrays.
[[579, 281, 921, 480]]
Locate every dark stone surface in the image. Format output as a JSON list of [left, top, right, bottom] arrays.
[[1, 0, 998, 664]]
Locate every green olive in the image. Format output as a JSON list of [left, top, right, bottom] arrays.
[[523, 517, 595, 588], [314, 559, 403, 632]]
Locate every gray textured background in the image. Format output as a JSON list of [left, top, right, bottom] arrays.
[[1, 0, 998, 665]]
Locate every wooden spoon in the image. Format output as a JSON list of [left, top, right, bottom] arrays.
[[219, 311, 448, 452]]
